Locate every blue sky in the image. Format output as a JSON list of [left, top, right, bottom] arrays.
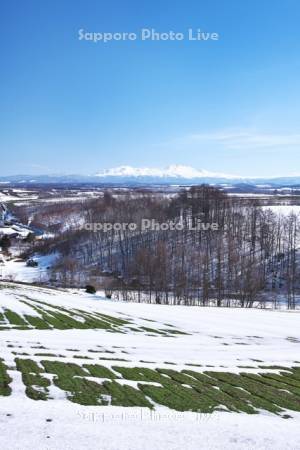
[[1, 0, 300, 176]]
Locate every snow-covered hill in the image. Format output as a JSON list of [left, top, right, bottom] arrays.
[[1, 282, 300, 449]]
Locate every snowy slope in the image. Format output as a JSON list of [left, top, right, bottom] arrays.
[[1, 282, 300, 449]]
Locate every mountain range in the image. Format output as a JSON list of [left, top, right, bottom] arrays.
[[1, 165, 300, 187]]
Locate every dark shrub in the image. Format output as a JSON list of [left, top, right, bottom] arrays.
[[26, 259, 38, 267], [0, 235, 11, 251], [85, 285, 96, 294]]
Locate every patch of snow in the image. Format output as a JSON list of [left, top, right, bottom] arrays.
[[262, 205, 300, 215], [0, 253, 59, 282]]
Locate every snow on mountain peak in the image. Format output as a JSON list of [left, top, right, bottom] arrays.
[[95, 165, 236, 179]]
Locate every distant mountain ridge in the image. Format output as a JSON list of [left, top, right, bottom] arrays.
[[1, 165, 300, 187]]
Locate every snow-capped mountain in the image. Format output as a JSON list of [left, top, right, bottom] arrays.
[[95, 165, 239, 180], [1, 165, 300, 187]]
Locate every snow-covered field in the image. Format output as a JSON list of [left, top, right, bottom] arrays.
[[1, 282, 300, 449], [262, 204, 300, 215], [0, 190, 38, 203], [1, 398, 300, 450], [0, 253, 58, 282]]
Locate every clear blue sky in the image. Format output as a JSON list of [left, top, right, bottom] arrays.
[[1, 0, 300, 176]]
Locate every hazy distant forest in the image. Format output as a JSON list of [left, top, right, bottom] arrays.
[[12, 186, 300, 309]]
